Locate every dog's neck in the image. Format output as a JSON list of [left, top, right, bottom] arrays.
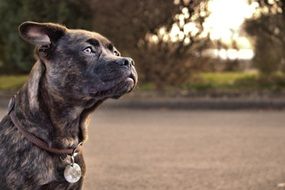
[[38, 81, 83, 148], [13, 61, 103, 149]]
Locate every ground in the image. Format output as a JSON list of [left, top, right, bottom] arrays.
[[1, 104, 285, 190]]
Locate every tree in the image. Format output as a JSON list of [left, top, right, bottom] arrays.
[[0, 0, 92, 73], [245, 0, 285, 75]]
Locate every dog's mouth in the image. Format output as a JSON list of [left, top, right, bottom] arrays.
[[89, 70, 138, 99], [125, 72, 137, 88], [108, 70, 138, 99], [118, 71, 137, 94]]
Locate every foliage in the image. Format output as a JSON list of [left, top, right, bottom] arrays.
[[0, 0, 92, 73], [184, 71, 285, 92], [186, 72, 259, 90], [245, 0, 285, 75], [137, 1, 210, 88], [91, 0, 180, 52], [0, 75, 28, 90]]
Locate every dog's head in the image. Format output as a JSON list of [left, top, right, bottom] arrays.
[[19, 21, 137, 102]]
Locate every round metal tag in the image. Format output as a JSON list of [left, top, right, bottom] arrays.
[[64, 163, 82, 183]]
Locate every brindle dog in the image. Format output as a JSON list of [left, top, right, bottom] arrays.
[[0, 21, 137, 189]]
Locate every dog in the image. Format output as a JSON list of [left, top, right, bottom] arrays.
[[0, 21, 137, 189]]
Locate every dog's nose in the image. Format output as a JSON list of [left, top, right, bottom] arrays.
[[117, 58, 135, 67]]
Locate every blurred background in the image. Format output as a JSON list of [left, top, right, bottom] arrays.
[[1, 0, 285, 189], [0, 0, 285, 95]]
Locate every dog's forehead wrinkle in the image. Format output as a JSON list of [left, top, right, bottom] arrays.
[[66, 29, 111, 45]]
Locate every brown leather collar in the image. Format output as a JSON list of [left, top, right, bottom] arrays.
[[8, 96, 82, 155]]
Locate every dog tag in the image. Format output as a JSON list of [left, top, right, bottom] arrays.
[[64, 163, 82, 183]]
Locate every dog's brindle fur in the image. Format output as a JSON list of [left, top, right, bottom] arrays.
[[0, 21, 137, 189]]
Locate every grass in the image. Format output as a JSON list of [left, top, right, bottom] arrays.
[[189, 71, 285, 91], [0, 75, 28, 91], [184, 71, 264, 91], [139, 71, 285, 93], [188, 71, 259, 90]]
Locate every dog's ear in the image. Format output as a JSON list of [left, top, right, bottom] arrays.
[[18, 21, 67, 46]]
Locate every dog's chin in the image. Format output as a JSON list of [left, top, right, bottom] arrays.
[[110, 77, 136, 99], [88, 73, 137, 99]]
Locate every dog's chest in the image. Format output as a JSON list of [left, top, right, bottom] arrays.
[[0, 119, 56, 187]]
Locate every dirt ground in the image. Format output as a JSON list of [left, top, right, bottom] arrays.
[[1, 106, 285, 190]]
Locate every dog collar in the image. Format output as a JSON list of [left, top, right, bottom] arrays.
[[8, 96, 83, 155], [8, 95, 83, 183]]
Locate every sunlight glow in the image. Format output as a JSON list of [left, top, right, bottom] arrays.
[[147, 0, 257, 60], [204, 0, 256, 42], [203, 49, 254, 60]]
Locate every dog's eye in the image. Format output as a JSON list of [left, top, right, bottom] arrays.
[[83, 47, 93, 54], [114, 50, 120, 56]]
